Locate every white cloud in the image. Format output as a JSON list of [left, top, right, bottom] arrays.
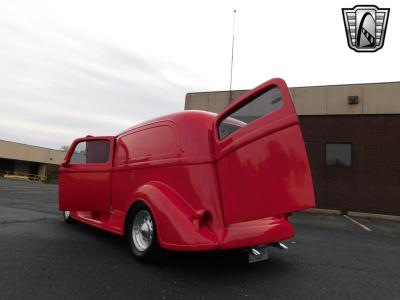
[[0, 0, 399, 148]]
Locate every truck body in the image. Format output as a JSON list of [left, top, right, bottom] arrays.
[[59, 78, 315, 258]]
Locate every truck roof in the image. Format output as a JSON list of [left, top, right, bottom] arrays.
[[117, 110, 217, 137], [117, 110, 218, 160]]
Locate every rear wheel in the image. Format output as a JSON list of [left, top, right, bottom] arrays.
[[127, 204, 160, 261], [62, 211, 74, 223]]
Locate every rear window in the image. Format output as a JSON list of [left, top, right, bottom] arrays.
[[219, 87, 282, 139], [116, 125, 177, 164]]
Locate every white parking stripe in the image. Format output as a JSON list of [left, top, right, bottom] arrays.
[[344, 215, 372, 232]]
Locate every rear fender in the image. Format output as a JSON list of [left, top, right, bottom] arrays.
[[125, 181, 218, 251]]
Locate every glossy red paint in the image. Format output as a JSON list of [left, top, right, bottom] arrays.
[[213, 79, 314, 224], [59, 78, 315, 251], [59, 136, 115, 212]]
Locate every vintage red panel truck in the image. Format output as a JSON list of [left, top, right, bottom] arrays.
[[59, 78, 315, 262]]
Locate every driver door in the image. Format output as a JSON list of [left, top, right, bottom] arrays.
[[59, 136, 115, 212]]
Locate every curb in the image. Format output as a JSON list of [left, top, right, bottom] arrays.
[[348, 211, 400, 222], [301, 208, 400, 221], [302, 208, 341, 215], [3, 175, 30, 181]]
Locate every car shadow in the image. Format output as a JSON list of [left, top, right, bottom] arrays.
[[61, 219, 294, 275]]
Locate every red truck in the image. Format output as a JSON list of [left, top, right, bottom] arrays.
[[59, 78, 315, 262]]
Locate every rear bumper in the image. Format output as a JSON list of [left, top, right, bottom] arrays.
[[161, 216, 294, 251], [219, 216, 294, 249]]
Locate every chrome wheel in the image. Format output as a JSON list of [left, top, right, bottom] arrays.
[[127, 204, 160, 261], [64, 211, 70, 219], [62, 210, 74, 223], [132, 210, 154, 252]]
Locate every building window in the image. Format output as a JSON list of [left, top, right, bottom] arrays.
[[326, 143, 352, 167]]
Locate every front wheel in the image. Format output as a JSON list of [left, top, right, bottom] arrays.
[[62, 211, 74, 223], [127, 204, 160, 261]]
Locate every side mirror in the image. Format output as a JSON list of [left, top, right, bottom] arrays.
[[61, 160, 69, 168]]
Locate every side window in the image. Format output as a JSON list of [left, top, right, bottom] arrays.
[[70, 142, 87, 164], [219, 87, 283, 139], [326, 143, 352, 167], [70, 140, 110, 164]]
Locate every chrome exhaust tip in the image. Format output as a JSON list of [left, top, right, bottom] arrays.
[[250, 248, 261, 256], [270, 242, 288, 250], [248, 246, 269, 263]]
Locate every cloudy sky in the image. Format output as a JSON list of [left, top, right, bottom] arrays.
[[0, 0, 398, 149]]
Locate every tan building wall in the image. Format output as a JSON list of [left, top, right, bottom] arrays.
[[0, 140, 66, 182], [185, 81, 400, 115], [38, 164, 48, 177], [0, 139, 66, 165], [184, 90, 248, 113]]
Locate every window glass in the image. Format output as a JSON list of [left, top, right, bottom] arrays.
[[70, 141, 87, 164], [70, 140, 110, 164], [326, 143, 351, 167], [219, 87, 283, 139]]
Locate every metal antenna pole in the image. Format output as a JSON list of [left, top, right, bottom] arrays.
[[229, 9, 236, 103]]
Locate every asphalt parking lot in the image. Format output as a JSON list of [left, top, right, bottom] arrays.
[[0, 179, 399, 299]]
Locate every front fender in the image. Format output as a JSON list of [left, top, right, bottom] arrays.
[[127, 181, 219, 251]]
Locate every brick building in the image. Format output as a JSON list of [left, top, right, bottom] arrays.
[[185, 81, 400, 215]]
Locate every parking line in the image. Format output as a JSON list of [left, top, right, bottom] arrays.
[[344, 215, 372, 231]]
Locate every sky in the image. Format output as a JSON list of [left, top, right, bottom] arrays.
[[0, 0, 399, 149]]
